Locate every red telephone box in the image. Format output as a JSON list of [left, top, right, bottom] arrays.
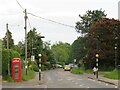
[[12, 58, 22, 82]]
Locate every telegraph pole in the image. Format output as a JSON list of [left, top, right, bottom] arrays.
[[6, 23, 10, 76], [24, 9, 28, 75]]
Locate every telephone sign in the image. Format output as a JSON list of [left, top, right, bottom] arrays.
[[12, 58, 22, 82]]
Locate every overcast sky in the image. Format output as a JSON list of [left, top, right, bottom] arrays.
[[0, 0, 119, 45]]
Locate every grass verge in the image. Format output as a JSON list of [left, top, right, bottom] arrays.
[[71, 68, 83, 74], [22, 70, 35, 81], [103, 70, 119, 80]]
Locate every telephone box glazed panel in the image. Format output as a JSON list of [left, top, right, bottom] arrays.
[[12, 58, 22, 82]]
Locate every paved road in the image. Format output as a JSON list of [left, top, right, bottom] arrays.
[[27, 69, 117, 88], [2, 69, 118, 88]]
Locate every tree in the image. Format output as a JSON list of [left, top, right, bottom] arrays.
[[3, 30, 14, 49], [51, 42, 71, 64], [75, 9, 106, 34], [71, 36, 88, 64], [86, 18, 120, 69], [27, 28, 43, 58]]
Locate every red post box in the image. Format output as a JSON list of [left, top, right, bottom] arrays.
[[12, 58, 22, 82]]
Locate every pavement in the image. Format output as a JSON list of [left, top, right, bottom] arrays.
[[2, 72, 47, 88], [83, 73, 119, 86]]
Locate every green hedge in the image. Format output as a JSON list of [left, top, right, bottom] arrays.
[[2, 49, 20, 79]]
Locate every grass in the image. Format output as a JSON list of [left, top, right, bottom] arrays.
[[103, 69, 119, 80], [71, 68, 83, 74], [22, 69, 35, 81], [84, 69, 93, 74], [2, 76, 15, 82]]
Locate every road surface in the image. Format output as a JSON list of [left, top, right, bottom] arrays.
[[2, 69, 118, 89]]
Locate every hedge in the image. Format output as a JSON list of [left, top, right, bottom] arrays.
[[2, 49, 20, 78]]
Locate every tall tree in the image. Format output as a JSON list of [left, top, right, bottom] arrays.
[[75, 9, 106, 34], [51, 42, 71, 64], [3, 30, 14, 49], [86, 18, 120, 69], [71, 36, 88, 64], [27, 28, 43, 58]]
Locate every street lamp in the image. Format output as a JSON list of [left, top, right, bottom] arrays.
[[114, 36, 118, 69]]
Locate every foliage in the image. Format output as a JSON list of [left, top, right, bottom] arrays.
[[71, 37, 88, 64], [71, 68, 83, 74], [104, 70, 119, 80], [51, 42, 71, 64], [22, 70, 35, 81], [75, 9, 106, 34], [86, 18, 120, 69], [85, 69, 93, 74], [27, 28, 43, 58], [2, 30, 14, 49], [2, 49, 20, 78], [29, 62, 39, 72]]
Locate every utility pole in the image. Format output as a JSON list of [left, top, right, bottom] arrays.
[[6, 23, 10, 76], [24, 9, 28, 75]]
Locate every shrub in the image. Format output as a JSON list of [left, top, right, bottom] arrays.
[[22, 70, 35, 81], [31, 63, 39, 72], [2, 49, 20, 78], [71, 68, 83, 74], [104, 70, 119, 80]]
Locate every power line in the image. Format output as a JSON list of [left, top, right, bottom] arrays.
[[16, 0, 24, 10], [16, 0, 75, 29], [27, 12, 75, 29], [28, 17, 32, 30]]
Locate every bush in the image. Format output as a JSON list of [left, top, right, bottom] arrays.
[[85, 69, 93, 74], [22, 70, 35, 81], [71, 68, 83, 74], [99, 66, 114, 71], [2, 49, 20, 79], [41, 65, 48, 71], [31, 63, 39, 72], [104, 70, 119, 80]]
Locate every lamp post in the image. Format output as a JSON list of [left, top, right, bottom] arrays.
[[114, 36, 118, 69]]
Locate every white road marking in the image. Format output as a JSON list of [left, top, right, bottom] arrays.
[[72, 81, 75, 82], [115, 86, 118, 88], [67, 78, 72, 80], [87, 86, 90, 88], [58, 79, 63, 81], [106, 83, 108, 86], [98, 81, 101, 83], [78, 79, 82, 80], [79, 84, 84, 87], [75, 82, 78, 85]]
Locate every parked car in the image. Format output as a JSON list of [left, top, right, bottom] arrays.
[[64, 65, 71, 71]]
